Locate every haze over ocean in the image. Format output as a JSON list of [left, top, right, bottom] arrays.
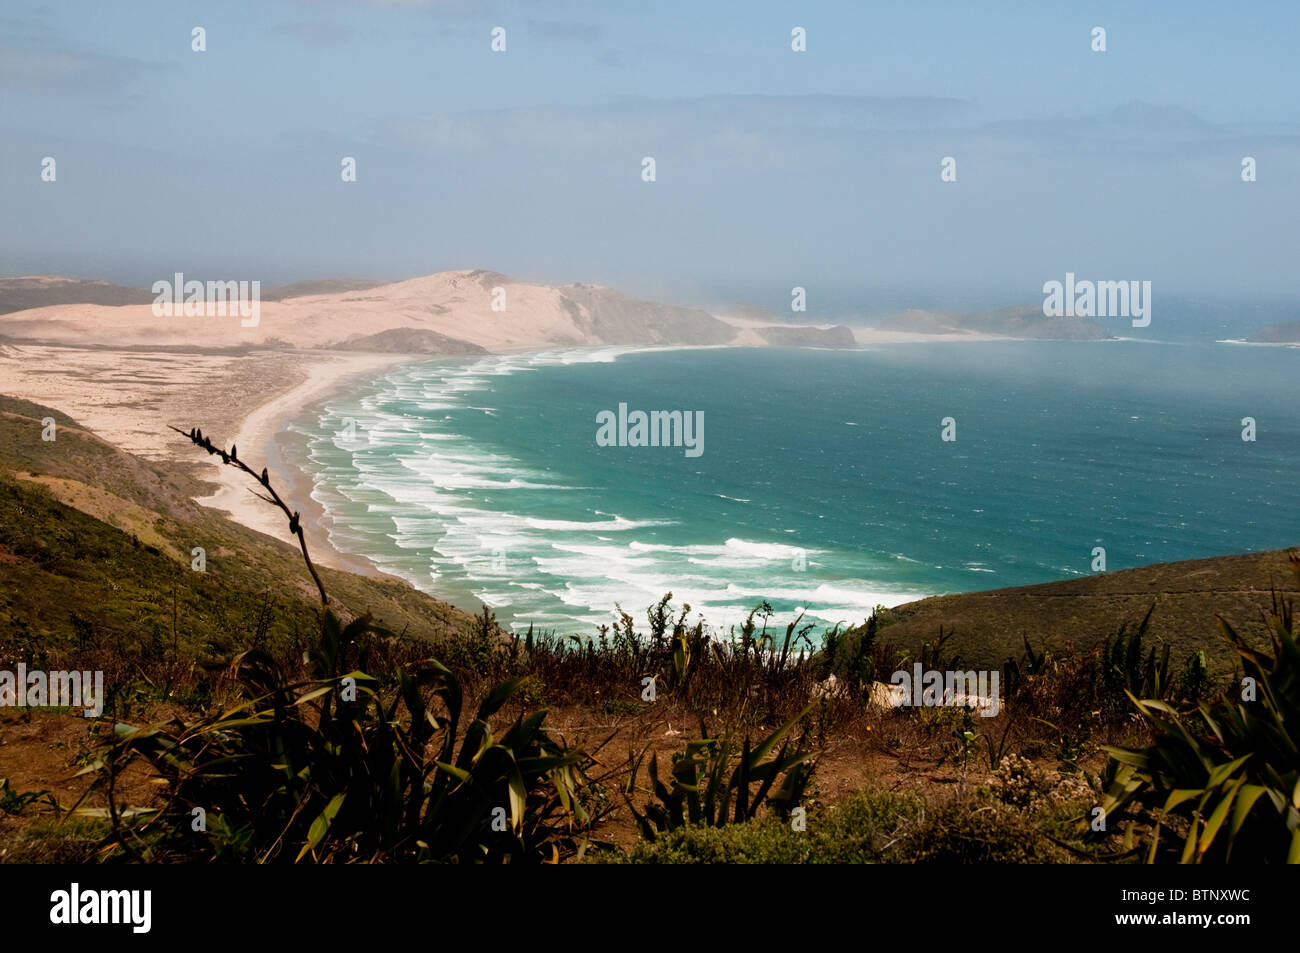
[[288, 339, 1300, 635]]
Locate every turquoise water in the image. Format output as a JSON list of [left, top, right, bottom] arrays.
[[292, 342, 1300, 634]]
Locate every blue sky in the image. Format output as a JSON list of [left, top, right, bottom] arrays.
[[2, 0, 1298, 312]]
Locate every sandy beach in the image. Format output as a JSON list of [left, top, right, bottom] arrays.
[[0, 341, 415, 575], [193, 350, 418, 577]]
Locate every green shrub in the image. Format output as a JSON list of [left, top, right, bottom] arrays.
[[0, 816, 106, 863], [1099, 554, 1300, 863], [893, 796, 1057, 864], [91, 611, 591, 863], [615, 817, 811, 864], [0, 778, 57, 816], [813, 788, 925, 862], [605, 788, 923, 864], [627, 706, 817, 838]]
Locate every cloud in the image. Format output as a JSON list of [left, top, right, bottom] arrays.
[[271, 20, 355, 45], [301, 0, 470, 6], [525, 20, 601, 45], [0, 45, 150, 95], [389, 94, 981, 158], [0, 11, 57, 43]]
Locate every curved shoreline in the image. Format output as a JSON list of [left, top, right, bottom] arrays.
[[224, 345, 716, 601], [193, 350, 420, 581]]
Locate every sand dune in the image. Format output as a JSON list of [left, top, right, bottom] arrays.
[[0, 270, 741, 351]]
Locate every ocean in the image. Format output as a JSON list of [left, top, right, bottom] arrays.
[[287, 341, 1300, 635]]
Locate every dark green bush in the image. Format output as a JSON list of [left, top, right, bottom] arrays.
[[893, 796, 1058, 864], [92, 610, 592, 863], [1099, 554, 1300, 863], [604, 788, 923, 864]]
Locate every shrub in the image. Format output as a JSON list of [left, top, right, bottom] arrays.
[[0, 816, 105, 863], [91, 611, 592, 863], [614, 817, 811, 864], [893, 796, 1057, 864], [626, 706, 817, 839], [0, 778, 57, 816], [1098, 554, 1300, 863], [992, 754, 1053, 809], [605, 788, 924, 864]]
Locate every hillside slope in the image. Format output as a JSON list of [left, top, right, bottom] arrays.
[[885, 549, 1297, 670], [0, 396, 476, 661], [0, 277, 154, 315]]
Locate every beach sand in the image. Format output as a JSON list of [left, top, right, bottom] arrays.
[[192, 350, 412, 567], [0, 342, 414, 575]]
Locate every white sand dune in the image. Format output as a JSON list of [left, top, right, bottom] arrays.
[[0, 270, 735, 351]]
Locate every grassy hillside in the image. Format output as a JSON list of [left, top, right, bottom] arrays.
[[753, 325, 858, 347], [0, 396, 476, 673], [885, 548, 1296, 670], [262, 278, 389, 301], [333, 326, 487, 354], [0, 277, 154, 315]]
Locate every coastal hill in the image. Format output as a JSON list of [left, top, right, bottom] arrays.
[[875, 305, 1113, 341], [1, 272, 1135, 352], [0, 276, 155, 314], [1248, 319, 1300, 344], [0, 275, 385, 314], [0, 270, 857, 354], [885, 548, 1295, 671], [0, 394, 479, 650]]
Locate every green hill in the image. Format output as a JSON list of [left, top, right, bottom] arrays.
[[0, 277, 154, 315], [0, 396, 475, 667], [885, 549, 1296, 671]]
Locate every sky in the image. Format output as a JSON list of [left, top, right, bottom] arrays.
[[2, 0, 1298, 315]]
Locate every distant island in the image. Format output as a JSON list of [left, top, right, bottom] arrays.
[[873, 305, 1113, 341], [1248, 319, 1300, 344]]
